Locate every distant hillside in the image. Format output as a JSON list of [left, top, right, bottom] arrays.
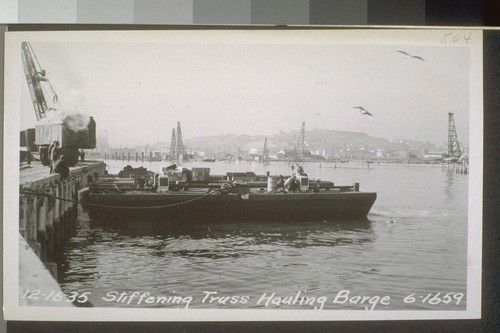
[[180, 129, 441, 156]]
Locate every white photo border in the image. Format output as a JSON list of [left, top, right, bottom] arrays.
[[3, 27, 483, 321]]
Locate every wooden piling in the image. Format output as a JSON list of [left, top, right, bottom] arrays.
[[19, 162, 107, 276], [19, 195, 29, 240]]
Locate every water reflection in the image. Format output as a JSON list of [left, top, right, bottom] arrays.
[[443, 168, 457, 201], [86, 217, 374, 248], [88, 216, 372, 236], [58, 217, 375, 286]]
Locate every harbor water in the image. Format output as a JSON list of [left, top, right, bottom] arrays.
[[58, 160, 469, 311]]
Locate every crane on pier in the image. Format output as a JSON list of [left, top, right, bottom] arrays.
[[21, 42, 58, 121], [21, 42, 96, 167]]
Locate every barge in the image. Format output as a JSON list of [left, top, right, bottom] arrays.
[[81, 166, 376, 222]]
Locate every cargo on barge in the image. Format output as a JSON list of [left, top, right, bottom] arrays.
[[81, 165, 377, 222]]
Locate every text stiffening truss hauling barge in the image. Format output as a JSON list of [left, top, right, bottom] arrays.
[[82, 165, 377, 222]]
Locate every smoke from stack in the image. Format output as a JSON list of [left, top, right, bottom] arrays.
[[38, 86, 91, 132], [62, 112, 91, 132], [40, 109, 91, 132]]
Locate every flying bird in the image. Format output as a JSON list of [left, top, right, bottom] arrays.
[[353, 106, 373, 117], [313, 112, 321, 116], [397, 50, 425, 61]]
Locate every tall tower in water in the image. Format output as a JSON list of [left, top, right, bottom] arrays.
[[169, 128, 176, 161], [448, 112, 461, 158], [176, 122, 185, 161], [262, 137, 269, 163], [297, 122, 306, 162]]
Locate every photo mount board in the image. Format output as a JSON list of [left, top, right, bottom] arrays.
[[3, 27, 483, 322]]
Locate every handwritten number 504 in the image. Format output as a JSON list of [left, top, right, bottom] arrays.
[[441, 32, 473, 45]]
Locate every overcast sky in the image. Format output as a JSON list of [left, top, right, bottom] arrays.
[[13, 30, 476, 147]]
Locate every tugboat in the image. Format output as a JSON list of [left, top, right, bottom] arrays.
[[81, 165, 376, 222]]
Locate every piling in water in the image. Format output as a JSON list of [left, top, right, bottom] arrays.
[[19, 162, 106, 275]]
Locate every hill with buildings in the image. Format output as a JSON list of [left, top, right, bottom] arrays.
[[96, 128, 447, 161], [182, 129, 445, 159]]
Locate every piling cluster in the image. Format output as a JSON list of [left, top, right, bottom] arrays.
[[105, 151, 159, 162], [19, 162, 106, 278]]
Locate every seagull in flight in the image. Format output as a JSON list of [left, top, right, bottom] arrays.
[[353, 106, 373, 117], [313, 112, 321, 116], [397, 50, 425, 61]]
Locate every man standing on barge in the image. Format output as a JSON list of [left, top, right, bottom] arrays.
[[284, 175, 300, 192], [292, 163, 306, 176]]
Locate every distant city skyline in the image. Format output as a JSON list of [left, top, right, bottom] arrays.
[[96, 124, 464, 149], [94, 126, 461, 160], [10, 30, 477, 147]]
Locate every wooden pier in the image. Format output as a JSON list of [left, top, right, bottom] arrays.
[[19, 161, 106, 279]]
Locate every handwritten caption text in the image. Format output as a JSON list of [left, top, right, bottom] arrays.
[[22, 289, 465, 311]]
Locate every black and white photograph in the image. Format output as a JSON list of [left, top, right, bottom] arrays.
[[3, 28, 482, 321]]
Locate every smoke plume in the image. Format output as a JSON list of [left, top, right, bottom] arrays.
[[62, 112, 91, 132], [37, 83, 91, 132], [40, 109, 91, 132]]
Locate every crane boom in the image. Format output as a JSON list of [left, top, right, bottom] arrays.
[[21, 41, 58, 121]]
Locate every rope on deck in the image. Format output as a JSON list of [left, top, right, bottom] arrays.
[[20, 188, 222, 210]]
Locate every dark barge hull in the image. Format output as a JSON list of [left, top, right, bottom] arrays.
[[83, 191, 377, 223]]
